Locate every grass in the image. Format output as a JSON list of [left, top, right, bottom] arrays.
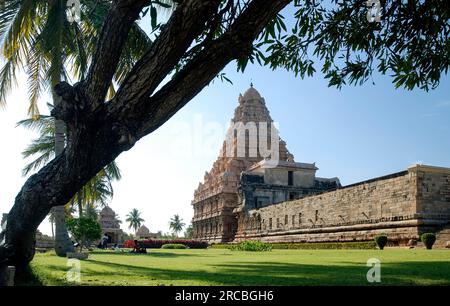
[[27, 248, 450, 286]]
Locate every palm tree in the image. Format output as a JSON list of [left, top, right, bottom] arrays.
[[85, 203, 99, 220], [115, 214, 123, 225], [126, 209, 144, 234], [18, 112, 122, 218], [0, 1, 157, 256], [184, 224, 194, 239], [48, 211, 55, 238], [169, 214, 185, 238]]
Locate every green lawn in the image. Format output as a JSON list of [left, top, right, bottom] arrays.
[[28, 248, 450, 286]]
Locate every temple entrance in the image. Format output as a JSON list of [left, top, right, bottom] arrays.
[[104, 232, 118, 244]]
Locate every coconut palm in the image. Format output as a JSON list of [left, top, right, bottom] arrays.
[[169, 214, 185, 238], [48, 210, 55, 238], [115, 214, 122, 225], [18, 112, 121, 218], [85, 203, 99, 221], [184, 224, 193, 239], [126, 209, 144, 233], [0, 0, 85, 255], [0, 0, 159, 256]]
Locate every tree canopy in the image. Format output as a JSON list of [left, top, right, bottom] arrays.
[[66, 217, 102, 251], [256, 0, 450, 91]]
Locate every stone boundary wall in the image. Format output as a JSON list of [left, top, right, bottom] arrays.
[[235, 165, 450, 245], [35, 231, 55, 251], [414, 166, 450, 220]]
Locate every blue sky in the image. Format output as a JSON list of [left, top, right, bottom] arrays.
[[1, 3, 449, 235], [168, 61, 450, 185]]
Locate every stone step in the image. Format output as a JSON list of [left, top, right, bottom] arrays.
[[435, 225, 450, 248]]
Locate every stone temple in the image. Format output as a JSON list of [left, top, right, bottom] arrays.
[[191, 86, 450, 246], [98, 206, 124, 244]]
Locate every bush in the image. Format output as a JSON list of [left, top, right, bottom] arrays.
[[123, 239, 208, 249], [66, 217, 102, 251], [209, 244, 231, 249], [374, 235, 388, 250], [421, 233, 436, 250], [273, 241, 377, 250], [211, 241, 377, 250], [162, 244, 187, 249], [231, 241, 272, 252]]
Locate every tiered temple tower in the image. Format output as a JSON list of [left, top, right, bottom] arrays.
[[98, 206, 123, 244], [191, 86, 294, 242]]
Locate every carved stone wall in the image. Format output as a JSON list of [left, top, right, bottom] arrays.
[[35, 230, 55, 250], [234, 165, 450, 245]]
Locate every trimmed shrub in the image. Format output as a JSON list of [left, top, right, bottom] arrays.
[[374, 235, 388, 250], [161, 244, 187, 249], [211, 241, 377, 250], [275, 241, 377, 250], [123, 239, 208, 249], [231, 241, 272, 252], [421, 233, 436, 250], [66, 252, 89, 260], [209, 244, 231, 249]]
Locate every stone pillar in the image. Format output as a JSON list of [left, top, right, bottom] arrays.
[[0, 265, 15, 286]]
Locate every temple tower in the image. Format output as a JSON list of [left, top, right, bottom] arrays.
[[191, 86, 294, 242], [98, 206, 123, 244]]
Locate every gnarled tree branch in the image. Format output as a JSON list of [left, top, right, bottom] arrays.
[[123, 0, 293, 139], [112, 0, 222, 109], [84, 0, 150, 107]]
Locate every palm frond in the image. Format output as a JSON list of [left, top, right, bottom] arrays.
[[0, 59, 18, 108], [0, 0, 21, 39], [26, 42, 49, 118], [16, 114, 54, 134], [0, 0, 41, 109], [105, 161, 122, 181], [114, 23, 152, 86], [1, 0, 36, 58], [21, 138, 54, 176]]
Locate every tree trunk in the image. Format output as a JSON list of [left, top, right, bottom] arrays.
[[52, 91, 74, 257], [0, 125, 111, 270], [0, 0, 291, 273]]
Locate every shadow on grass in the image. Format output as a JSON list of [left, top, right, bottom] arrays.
[[38, 259, 450, 286], [89, 250, 205, 258], [15, 265, 44, 286]]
